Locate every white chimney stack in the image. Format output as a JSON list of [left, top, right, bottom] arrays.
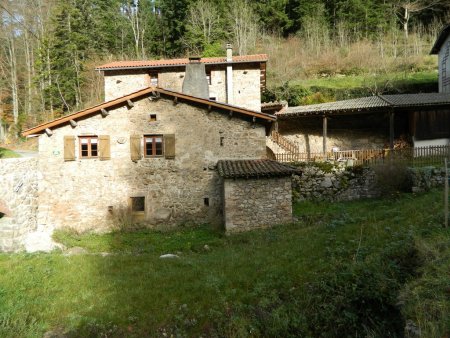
[[226, 43, 233, 104], [226, 43, 233, 62]]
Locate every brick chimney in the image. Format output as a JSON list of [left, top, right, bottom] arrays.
[[182, 57, 209, 99]]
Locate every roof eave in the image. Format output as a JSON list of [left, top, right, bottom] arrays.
[[95, 59, 268, 72], [430, 24, 450, 54], [22, 87, 275, 136]]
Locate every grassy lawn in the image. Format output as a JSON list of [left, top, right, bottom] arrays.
[[0, 190, 448, 337], [0, 147, 21, 159]]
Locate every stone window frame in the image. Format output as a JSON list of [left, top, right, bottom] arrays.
[[144, 134, 164, 158], [79, 136, 98, 159]]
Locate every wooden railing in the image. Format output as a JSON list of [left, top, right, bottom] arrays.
[[270, 131, 299, 154], [275, 145, 450, 167]]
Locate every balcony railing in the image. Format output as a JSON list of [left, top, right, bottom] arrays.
[[274, 145, 450, 167]]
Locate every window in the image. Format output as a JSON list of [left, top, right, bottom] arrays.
[[209, 97, 217, 101], [149, 114, 157, 122], [79, 136, 98, 158], [144, 135, 164, 157], [149, 72, 158, 86], [131, 197, 145, 212], [206, 69, 211, 85]]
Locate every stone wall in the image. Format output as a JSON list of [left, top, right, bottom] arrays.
[[0, 158, 38, 251], [103, 63, 262, 111], [37, 96, 267, 232], [293, 163, 448, 202], [223, 177, 292, 232], [408, 166, 448, 192], [292, 163, 378, 202]]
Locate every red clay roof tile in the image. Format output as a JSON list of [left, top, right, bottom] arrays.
[[96, 54, 268, 70]]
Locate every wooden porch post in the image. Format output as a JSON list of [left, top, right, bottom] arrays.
[[323, 115, 327, 156], [389, 112, 394, 150]]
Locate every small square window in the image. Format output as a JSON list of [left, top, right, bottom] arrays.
[[131, 197, 145, 212], [149, 114, 157, 122], [209, 97, 217, 101], [79, 136, 98, 158], [206, 69, 212, 85], [150, 72, 158, 86], [144, 135, 164, 157]]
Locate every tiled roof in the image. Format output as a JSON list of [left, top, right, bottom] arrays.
[[96, 54, 268, 70], [217, 159, 299, 179], [22, 87, 275, 136], [381, 93, 450, 106], [281, 96, 388, 117], [430, 23, 450, 54], [278, 93, 450, 118]]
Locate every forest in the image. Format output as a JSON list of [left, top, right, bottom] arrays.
[[1, 0, 450, 140]]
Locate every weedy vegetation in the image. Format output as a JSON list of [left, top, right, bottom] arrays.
[[0, 189, 448, 337]]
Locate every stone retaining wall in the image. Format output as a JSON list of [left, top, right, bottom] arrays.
[[293, 163, 447, 202], [223, 177, 292, 232], [0, 158, 38, 251]]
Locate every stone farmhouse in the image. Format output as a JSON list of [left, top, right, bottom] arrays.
[[0, 48, 298, 251], [96, 44, 267, 111]]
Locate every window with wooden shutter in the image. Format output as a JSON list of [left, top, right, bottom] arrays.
[[130, 135, 142, 161], [99, 135, 111, 160], [164, 134, 175, 159], [64, 136, 76, 161]]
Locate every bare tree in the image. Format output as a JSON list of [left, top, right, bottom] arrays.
[[184, 0, 221, 55], [397, 0, 445, 39], [227, 0, 259, 56]]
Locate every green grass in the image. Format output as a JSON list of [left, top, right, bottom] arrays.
[[0, 147, 20, 159], [265, 70, 439, 105], [292, 70, 438, 91], [0, 190, 448, 336]]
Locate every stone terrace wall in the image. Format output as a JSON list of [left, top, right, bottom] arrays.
[[293, 163, 447, 202], [0, 158, 38, 251], [293, 163, 378, 202], [223, 177, 292, 232]]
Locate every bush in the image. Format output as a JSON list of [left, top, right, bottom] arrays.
[[373, 162, 412, 196]]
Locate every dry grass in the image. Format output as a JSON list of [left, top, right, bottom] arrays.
[[257, 31, 438, 87]]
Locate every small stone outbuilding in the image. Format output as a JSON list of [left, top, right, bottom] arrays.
[[217, 159, 299, 232]]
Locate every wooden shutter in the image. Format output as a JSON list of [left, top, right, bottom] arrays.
[[64, 136, 75, 161], [130, 135, 141, 161], [99, 135, 111, 160], [164, 134, 175, 159]]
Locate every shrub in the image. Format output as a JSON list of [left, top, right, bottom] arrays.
[[373, 162, 412, 196]]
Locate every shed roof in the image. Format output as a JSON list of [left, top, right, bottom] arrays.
[[96, 54, 268, 71], [430, 23, 450, 54], [22, 87, 275, 137], [278, 93, 450, 118], [217, 159, 299, 179]]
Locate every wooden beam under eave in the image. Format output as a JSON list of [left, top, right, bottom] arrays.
[[101, 108, 109, 117], [229, 111, 233, 119], [45, 128, 53, 136], [389, 112, 395, 150], [323, 115, 327, 155], [69, 120, 77, 128], [173, 97, 178, 105], [127, 99, 134, 108]]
